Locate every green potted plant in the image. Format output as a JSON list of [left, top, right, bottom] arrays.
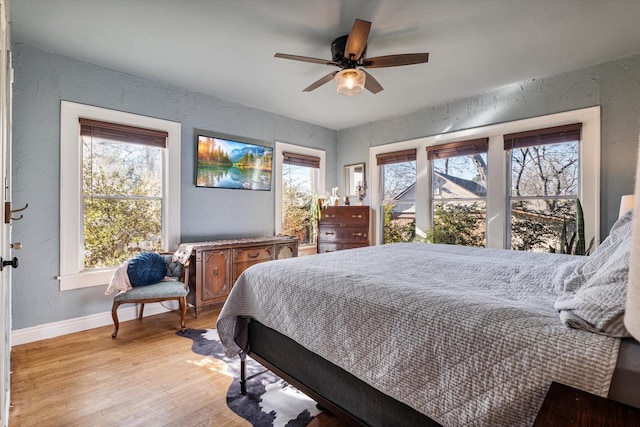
[[550, 199, 594, 255]]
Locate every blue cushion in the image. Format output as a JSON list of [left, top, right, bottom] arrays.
[[127, 252, 167, 286], [114, 281, 187, 302]]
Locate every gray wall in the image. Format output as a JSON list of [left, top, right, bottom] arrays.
[[11, 41, 640, 331], [11, 43, 337, 330], [337, 54, 640, 238]]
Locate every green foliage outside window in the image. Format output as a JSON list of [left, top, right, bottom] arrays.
[[425, 202, 485, 247], [281, 178, 319, 246], [83, 139, 162, 269], [383, 203, 415, 244], [548, 199, 594, 255], [510, 200, 572, 252], [282, 201, 314, 245], [84, 197, 161, 269]]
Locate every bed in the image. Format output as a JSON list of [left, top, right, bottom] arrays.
[[217, 210, 639, 426]]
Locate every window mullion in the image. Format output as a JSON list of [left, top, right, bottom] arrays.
[[481, 135, 505, 249]]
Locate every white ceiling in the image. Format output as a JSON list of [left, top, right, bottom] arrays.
[[9, 0, 640, 130]]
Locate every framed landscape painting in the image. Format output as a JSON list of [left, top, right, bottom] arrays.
[[196, 135, 273, 190]]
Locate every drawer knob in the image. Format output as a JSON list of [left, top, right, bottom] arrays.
[[214, 267, 219, 276], [326, 214, 335, 218], [352, 214, 362, 218], [324, 231, 335, 236], [248, 252, 260, 259], [352, 232, 363, 237]]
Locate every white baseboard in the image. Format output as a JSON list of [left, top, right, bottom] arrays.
[[2, 390, 8, 427], [11, 301, 180, 346]]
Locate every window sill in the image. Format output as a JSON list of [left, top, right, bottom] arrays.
[[58, 269, 115, 291]]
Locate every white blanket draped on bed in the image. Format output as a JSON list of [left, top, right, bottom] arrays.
[[217, 243, 620, 427]]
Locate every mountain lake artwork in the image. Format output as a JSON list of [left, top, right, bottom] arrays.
[[196, 135, 273, 190]]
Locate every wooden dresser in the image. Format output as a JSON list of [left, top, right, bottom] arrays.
[[183, 236, 298, 316], [317, 206, 370, 253]]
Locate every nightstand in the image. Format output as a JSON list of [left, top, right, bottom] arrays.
[[533, 381, 640, 426]]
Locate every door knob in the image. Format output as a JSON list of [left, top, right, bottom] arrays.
[[0, 257, 18, 271]]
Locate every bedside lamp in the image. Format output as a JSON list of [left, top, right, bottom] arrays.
[[624, 142, 639, 340], [619, 194, 634, 218]]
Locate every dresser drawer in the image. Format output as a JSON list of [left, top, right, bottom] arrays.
[[189, 236, 298, 317], [233, 260, 268, 283], [318, 242, 368, 253], [233, 246, 273, 263], [321, 206, 368, 226], [317, 206, 370, 254], [318, 226, 368, 243]]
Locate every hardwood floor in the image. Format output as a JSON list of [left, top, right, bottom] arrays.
[[10, 307, 346, 427]]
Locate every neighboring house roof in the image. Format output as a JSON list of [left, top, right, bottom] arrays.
[[389, 173, 486, 215], [434, 172, 487, 198], [394, 182, 416, 201]]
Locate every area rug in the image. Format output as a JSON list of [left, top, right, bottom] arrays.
[[177, 328, 322, 427]]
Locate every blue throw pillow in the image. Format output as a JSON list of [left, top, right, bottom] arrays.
[[127, 252, 167, 286]]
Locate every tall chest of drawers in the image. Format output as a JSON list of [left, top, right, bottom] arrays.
[[317, 206, 370, 253]]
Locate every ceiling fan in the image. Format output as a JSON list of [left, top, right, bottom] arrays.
[[274, 19, 429, 96]]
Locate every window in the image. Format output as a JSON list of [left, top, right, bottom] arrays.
[[427, 138, 488, 246], [59, 101, 181, 291], [506, 124, 581, 251], [281, 152, 321, 245], [369, 107, 600, 250], [377, 149, 417, 244], [81, 119, 166, 268], [275, 142, 325, 249]]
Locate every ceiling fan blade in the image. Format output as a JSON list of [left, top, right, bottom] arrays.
[[303, 71, 339, 92], [344, 19, 371, 61], [363, 70, 383, 94], [363, 53, 429, 68], [275, 53, 339, 66]]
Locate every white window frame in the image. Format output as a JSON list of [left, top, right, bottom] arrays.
[[370, 107, 600, 248], [274, 141, 326, 241], [59, 101, 181, 291]]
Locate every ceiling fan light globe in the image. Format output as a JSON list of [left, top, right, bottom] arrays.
[[335, 68, 365, 96]]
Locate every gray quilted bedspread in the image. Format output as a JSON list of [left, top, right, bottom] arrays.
[[217, 243, 620, 426]]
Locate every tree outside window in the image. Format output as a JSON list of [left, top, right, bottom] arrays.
[[428, 139, 488, 247], [81, 120, 166, 269], [281, 159, 320, 246], [430, 162, 487, 246], [379, 151, 417, 244], [506, 124, 581, 252], [509, 142, 578, 251], [370, 109, 598, 250]]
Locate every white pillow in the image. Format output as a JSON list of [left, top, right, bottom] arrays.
[[554, 211, 633, 337]]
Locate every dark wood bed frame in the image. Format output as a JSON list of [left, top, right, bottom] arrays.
[[239, 320, 640, 426], [241, 321, 442, 426]]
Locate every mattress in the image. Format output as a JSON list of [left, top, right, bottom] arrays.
[[217, 243, 621, 426]]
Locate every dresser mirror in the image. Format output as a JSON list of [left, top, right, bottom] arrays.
[[344, 163, 366, 198]]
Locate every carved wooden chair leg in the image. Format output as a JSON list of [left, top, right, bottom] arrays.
[[111, 302, 120, 338], [179, 296, 187, 332]]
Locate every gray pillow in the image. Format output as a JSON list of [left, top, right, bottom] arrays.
[[554, 211, 633, 337]]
